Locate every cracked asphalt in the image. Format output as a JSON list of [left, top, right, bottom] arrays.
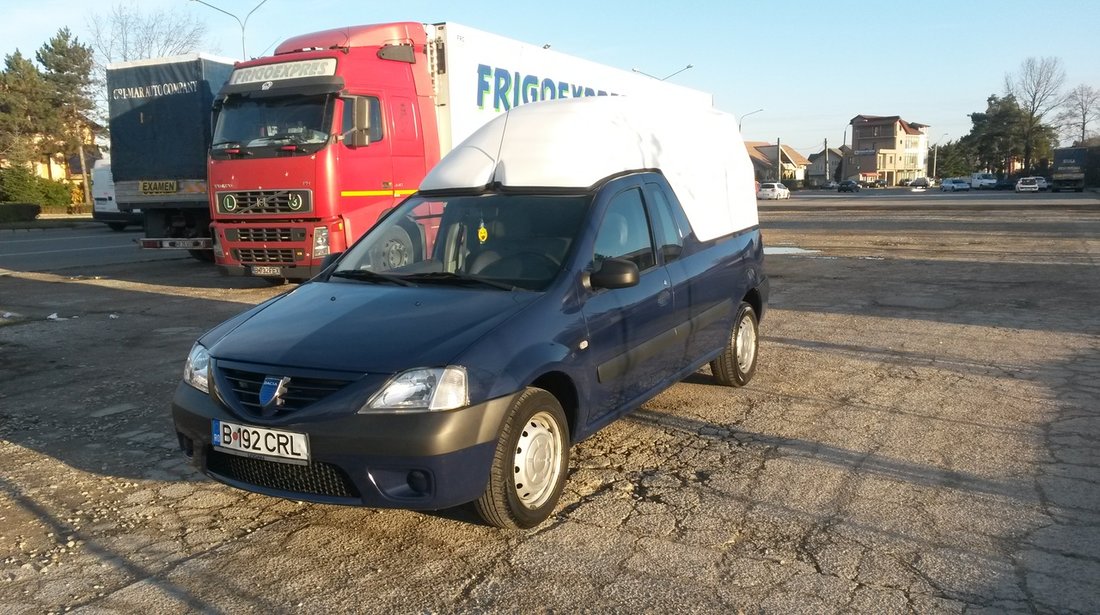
[[1, 192, 1098, 613]]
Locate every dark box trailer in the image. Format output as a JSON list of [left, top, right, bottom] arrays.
[[107, 54, 235, 256]]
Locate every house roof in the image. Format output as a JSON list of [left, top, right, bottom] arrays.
[[745, 141, 811, 167], [808, 147, 844, 162], [850, 114, 928, 136]]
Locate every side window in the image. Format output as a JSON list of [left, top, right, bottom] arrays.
[[646, 186, 684, 263], [593, 188, 655, 272], [340, 96, 384, 144]]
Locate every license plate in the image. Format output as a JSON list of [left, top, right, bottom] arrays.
[[212, 419, 310, 465], [251, 265, 283, 277]]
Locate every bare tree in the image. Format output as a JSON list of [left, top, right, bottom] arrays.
[[1003, 56, 1065, 169], [1057, 84, 1100, 145], [85, 4, 210, 124]]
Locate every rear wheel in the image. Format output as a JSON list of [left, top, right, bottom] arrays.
[[710, 302, 759, 387], [107, 222, 127, 232], [475, 388, 569, 529]]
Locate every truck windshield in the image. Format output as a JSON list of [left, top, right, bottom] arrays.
[[212, 94, 333, 154], [333, 193, 591, 292]]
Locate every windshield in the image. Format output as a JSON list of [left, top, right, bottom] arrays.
[[334, 193, 591, 291], [212, 94, 333, 154]]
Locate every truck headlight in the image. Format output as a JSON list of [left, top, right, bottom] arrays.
[[313, 226, 329, 258], [362, 366, 468, 413], [183, 343, 210, 393]]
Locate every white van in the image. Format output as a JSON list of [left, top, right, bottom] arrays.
[[91, 158, 142, 231], [970, 172, 996, 190]]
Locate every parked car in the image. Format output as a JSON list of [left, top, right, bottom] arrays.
[[822, 181, 838, 189], [169, 97, 769, 529], [909, 177, 931, 189], [994, 177, 1016, 190], [838, 179, 860, 193], [941, 178, 970, 192], [757, 182, 790, 200], [1034, 176, 1048, 191], [1015, 177, 1039, 192]]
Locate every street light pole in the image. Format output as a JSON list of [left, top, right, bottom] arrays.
[[738, 108, 764, 132], [190, 0, 270, 58], [932, 132, 948, 179], [630, 64, 693, 81]]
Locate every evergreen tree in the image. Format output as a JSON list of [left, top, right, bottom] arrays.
[[37, 27, 97, 207], [964, 95, 1026, 174], [0, 51, 57, 167]]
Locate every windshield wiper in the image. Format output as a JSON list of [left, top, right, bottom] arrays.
[[330, 269, 417, 287], [402, 271, 517, 291]]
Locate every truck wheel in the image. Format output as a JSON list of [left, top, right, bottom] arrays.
[[475, 388, 569, 529], [710, 302, 759, 387], [188, 250, 214, 262], [107, 223, 128, 232]]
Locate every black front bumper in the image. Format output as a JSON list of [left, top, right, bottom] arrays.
[[172, 382, 515, 510]]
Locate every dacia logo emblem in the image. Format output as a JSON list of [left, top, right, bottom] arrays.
[[259, 376, 291, 415]]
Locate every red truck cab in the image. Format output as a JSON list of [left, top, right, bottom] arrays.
[[208, 23, 441, 281]]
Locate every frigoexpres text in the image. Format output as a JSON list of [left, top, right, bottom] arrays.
[[476, 64, 617, 111], [228, 58, 337, 85]]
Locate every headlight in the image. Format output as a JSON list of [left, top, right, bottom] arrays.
[[362, 366, 467, 413], [183, 343, 210, 393], [313, 226, 330, 258]]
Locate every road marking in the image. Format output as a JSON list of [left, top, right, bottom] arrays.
[[0, 245, 136, 257]]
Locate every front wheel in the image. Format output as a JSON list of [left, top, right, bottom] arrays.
[[710, 302, 759, 387], [475, 388, 569, 529]]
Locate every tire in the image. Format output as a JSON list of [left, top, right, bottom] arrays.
[[107, 223, 128, 232], [475, 388, 570, 529], [369, 225, 414, 270], [710, 302, 759, 387]]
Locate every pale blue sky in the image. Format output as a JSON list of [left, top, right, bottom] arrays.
[[4, 0, 1099, 154]]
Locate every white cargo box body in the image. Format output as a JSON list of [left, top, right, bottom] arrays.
[[429, 22, 713, 156], [422, 96, 758, 240]]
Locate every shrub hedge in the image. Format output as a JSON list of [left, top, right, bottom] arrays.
[[0, 167, 71, 207], [0, 202, 42, 223]]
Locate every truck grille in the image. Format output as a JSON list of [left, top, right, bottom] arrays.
[[234, 248, 300, 264], [219, 366, 352, 418], [228, 227, 307, 243], [216, 190, 312, 214], [206, 448, 360, 499]]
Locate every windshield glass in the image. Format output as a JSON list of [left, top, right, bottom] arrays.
[[212, 94, 333, 151], [334, 193, 591, 291]]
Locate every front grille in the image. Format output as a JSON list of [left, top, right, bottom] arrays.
[[229, 227, 306, 243], [217, 190, 312, 214], [234, 248, 300, 264], [206, 448, 360, 499], [219, 367, 351, 418]]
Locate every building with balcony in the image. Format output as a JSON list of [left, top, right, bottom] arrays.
[[848, 115, 929, 186]]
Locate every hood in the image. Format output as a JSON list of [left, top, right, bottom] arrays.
[[206, 281, 536, 373]]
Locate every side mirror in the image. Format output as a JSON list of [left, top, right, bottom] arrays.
[[590, 258, 639, 289], [343, 98, 370, 148], [320, 251, 344, 273]]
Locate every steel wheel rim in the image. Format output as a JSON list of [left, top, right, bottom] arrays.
[[513, 410, 563, 509], [735, 313, 756, 372]]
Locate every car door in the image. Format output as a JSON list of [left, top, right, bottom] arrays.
[[580, 182, 675, 425]]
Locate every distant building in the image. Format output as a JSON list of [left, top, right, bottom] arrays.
[[744, 141, 811, 184], [806, 146, 847, 186], [848, 115, 929, 185]]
